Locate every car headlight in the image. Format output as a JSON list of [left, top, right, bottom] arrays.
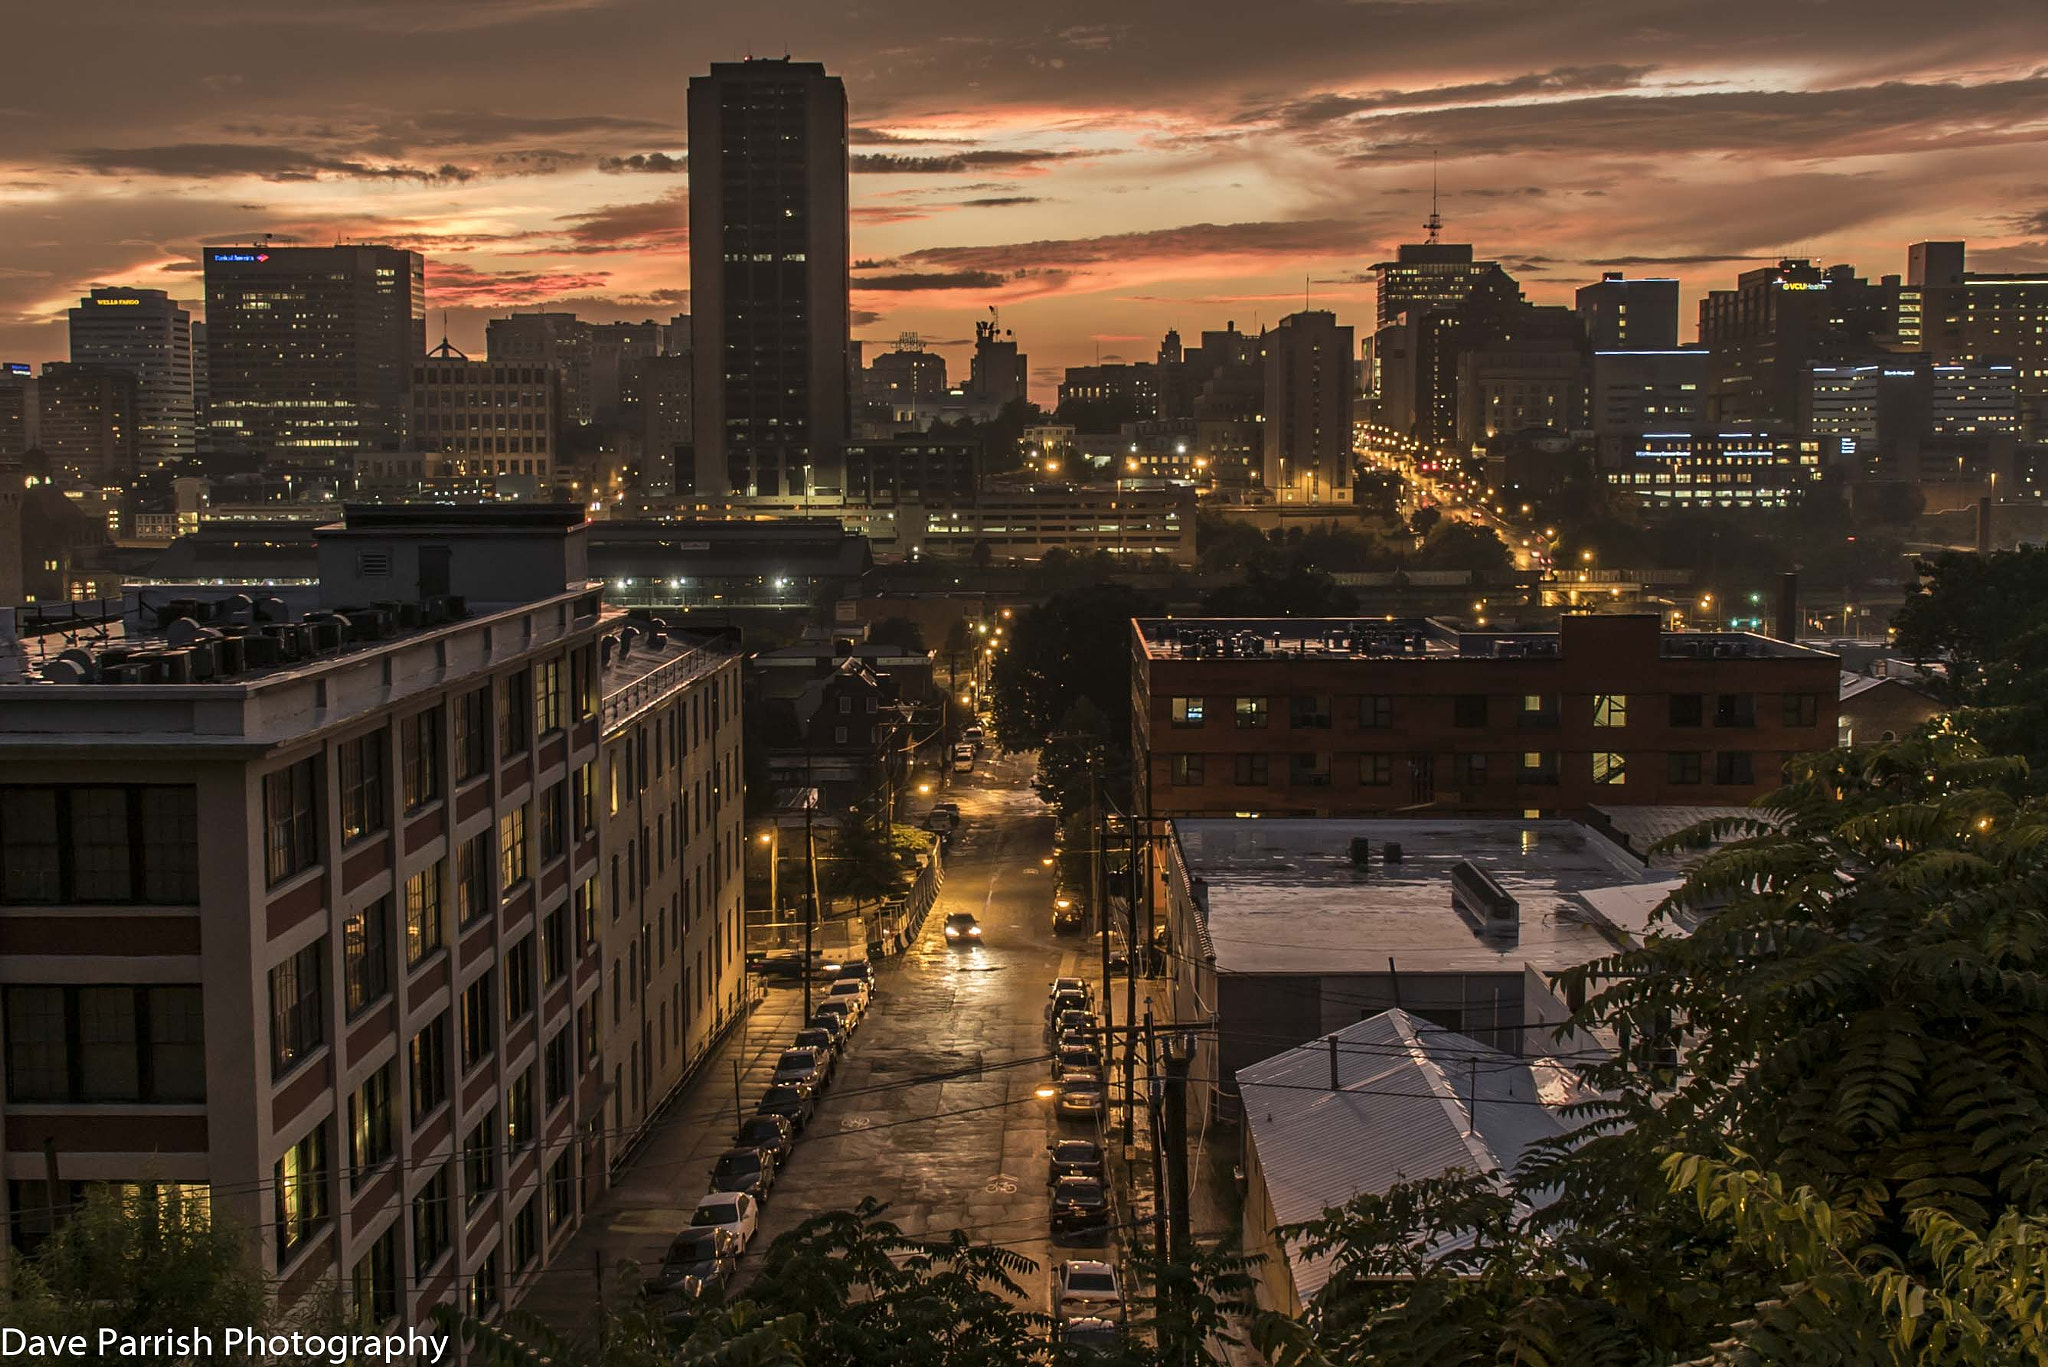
[[944, 926, 959, 937], [968, 926, 981, 936]]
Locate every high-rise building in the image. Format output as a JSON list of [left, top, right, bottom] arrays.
[[0, 364, 36, 457], [1697, 259, 1902, 430], [1454, 305, 1588, 449], [66, 287, 194, 468], [488, 314, 595, 426], [621, 353, 692, 491], [1575, 273, 1679, 351], [1911, 241, 2048, 440], [1371, 241, 1500, 330], [1591, 349, 1708, 447], [967, 317, 1028, 409], [37, 362, 137, 483], [866, 346, 947, 408], [1262, 310, 1356, 503], [202, 244, 426, 472], [189, 322, 209, 446], [407, 358, 560, 486], [687, 58, 851, 497]]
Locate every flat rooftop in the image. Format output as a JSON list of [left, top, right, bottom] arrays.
[[1173, 817, 1661, 975], [1136, 616, 1826, 662]]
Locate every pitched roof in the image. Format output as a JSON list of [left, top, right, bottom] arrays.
[[1239, 1009, 1589, 1302]]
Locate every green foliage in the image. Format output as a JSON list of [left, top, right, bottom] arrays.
[[989, 582, 1162, 754], [1200, 565, 1358, 615], [1408, 522, 1511, 573], [1894, 547, 2048, 769], [866, 616, 927, 652]]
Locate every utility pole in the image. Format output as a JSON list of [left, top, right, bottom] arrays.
[[803, 791, 819, 1021], [1123, 812, 1140, 1146], [1163, 1029, 1194, 1260], [1143, 1004, 1167, 1266]]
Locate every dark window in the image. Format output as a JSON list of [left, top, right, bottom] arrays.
[[1782, 692, 1819, 727], [511, 1197, 539, 1271], [1457, 753, 1489, 786], [405, 861, 444, 965], [1669, 751, 1703, 785], [1288, 753, 1331, 786], [269, 939, 326, 1079], [571, 645, 597, 721], [1453, 695, 1487, 728], [547, 1152, 574, 1229], [338, 730, 388, 845], [457, 832, 492, 927], [274, 1120, 330, 1263], [347, 1063, 395, 1190], [342, 897, 392, 1016], [505, 937, 535, 1024], [454, 688, 490, 781], [1290, 696, 1332, 729], [0, 786, 198, 905], [264, 760, 320, 885], [1361, 754, 1393, 786], [540, 783, 566, 863], [1669, 693, 1704, 727], [542, 908, 568, 984], [1360, 695, 1393, 729], [507, 1067, 535, 1152], [466, 1251, 500, 1319], [401, 708, 442, 811], [1234, 754, 1269, 785], [352, 1224, 400, 1328], [3, 985, 204, 1103], [544, 1028, 572, 1108], [1518, 751, 1560, 785], [409, 1013, 448, 1125], [412, 1163, 452, 1276], [1715, 693, 1757, 728], [1234, 697, 1268, 730], [1715, 751, 1756, 785], [1170, 754, 1204, 786], [1517, 694, 1559, 729], [497, 670, 531, 758], [463, 1110, 498, 1211], [460, 972, 495, 1072]]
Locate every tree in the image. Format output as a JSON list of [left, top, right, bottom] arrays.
[[867, 615, 927, 653], [1894, 546, 2048, 769], [1200, 565, 1359, 615], [1865, 480, 1928, 527], [1406, 505, 1441, 539], [1406, 522, 1511, 574], [989, 582, 1163, 754]]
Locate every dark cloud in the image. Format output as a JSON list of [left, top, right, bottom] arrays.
[[1241, 64, 1657, 129], [957, 195, 1042, 208], [1584, 253, 1769, 266], [850, 127, 974, 146], [854, 270, 1010, 291], [853, 149, 1088, 174], [851, 309, 884, 327], [902, 218, 1383, 274], [598, 152, 685, 174], [66, 143, 479, 182], [427, 261, 614, 305], [550, 190, 687, 253]]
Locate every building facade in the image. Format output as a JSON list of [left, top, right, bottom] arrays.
[[1610, 432, 1823, 507], [408, 360, 560, 486], [1262, 310, 1356, 503], [842, 436, 979, 503], [1697, 259, 1902, 430], [36, 362, 137, 483], [1575, 273, 1679, 351], [67, 288, 195, 468]]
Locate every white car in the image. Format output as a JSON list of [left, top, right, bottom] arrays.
[[825, 979, 868, 1022], [1055, 1260, 1123, 1319], [691, 1190, 759, 1254]]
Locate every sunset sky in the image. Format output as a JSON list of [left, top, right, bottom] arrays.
[[5, 0, 2048, 402]]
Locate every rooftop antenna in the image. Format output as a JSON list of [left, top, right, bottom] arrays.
[[427, 312, 467, 361], [1424, 152, 1443, 244]]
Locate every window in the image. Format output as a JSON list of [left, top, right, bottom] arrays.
[[1715, 694, 1757, 728], [457, 832, 492, 927], [1170, 697, 1205, 727], [571, 645, 598, 721], [338, 730, 388, 844], [1290, 696, 1332, 729], [463, 1111, 498, 1212], [409, 1013, 448, 1125], [1457, 753, 1488, 786], [3, 985, 204, 1103], [505, 937, 535, 1025], [1715, 751, 1756, 785], [540, 784, 566, 863], [274, 1121, 329, 1262], [1234, 697, 1268, 730], [401, 708, 441, 811], [1453, 695, 1487, 728], [404, 861, 444, 965], [1593, 694, 1628, 728], [577, 996, 601, 1072], [1669, 693, 1704, 727], [507, 1068, 535, 1152], [499, 807, 528, 891], [572, 762, 597, 835], [497, 670, 531, 758], [0, 785, 199, 905], [1234, 754, 1269, 785], [347, 1064, 394, 1190], [264, 760, 320, 885], [1669, 751, 1703, 785], [544, 1028, 572, 1108], [412, 1164, 452, 1276], [1360, 695, 1393, 729], [1518, 752, 1560, 785], [511, 1197, 539, 1271], [466, 1252, 500, 1319], [455, 688, 490, 781], [342, 897, 392, 1016], [1517, 694, 1559, 729], [460, 972, 495, 1072], [269, 939, 325, 1079], [536, 657, 564, 735], [1783, 692, 1819, 727], [1361, 754, 1393, 786], [575, 875, 599, 950], [542, 908, 568, 985], [352, 1225, 400, 1328], [1593, 752, 1627, 786], [548, 1152, 575, 1230], [1288, 754, 1331, 786], [1170, 754, 1204, 786]]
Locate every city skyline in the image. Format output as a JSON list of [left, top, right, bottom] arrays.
[[4, 2, 2048, 396]]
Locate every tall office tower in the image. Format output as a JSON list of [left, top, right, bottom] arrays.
[[406, 357, 560, 485], [1911, 241, 2048, 440], [488, 313, 595, 426], [202, 244, 426, 472], [1370, 192, 1499, 331], [1696, 259, 1901, 430], [622, 353, 693, 490], [66, 287, 194, 468], [38, 362, 138, 483], [967, 316, 1027, 409], [0, 364, 36, 457], [866, 344, 947, 407], [688, 58, 851, 497], [1262, 309, 1356, 503], [666, 313, 693, 355], [189, 322, 209, 448], [1575, 273, 1680, 351], [587, 321, 669, 420], [1158, 329, 1184, 366]]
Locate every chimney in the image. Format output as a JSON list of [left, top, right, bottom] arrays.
[[1774, 571, 1799, 643], [1977, 496, 1993, 555], [1328, 1035, 1340, 1091]]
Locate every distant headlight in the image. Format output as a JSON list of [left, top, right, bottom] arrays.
[[968, 926, 981, 936], [944, 926, 959, 937]]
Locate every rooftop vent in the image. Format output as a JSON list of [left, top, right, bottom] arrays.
[[1451, 859, 1519, 939]]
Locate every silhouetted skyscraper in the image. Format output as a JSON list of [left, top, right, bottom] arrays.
[[67, 287, 193, 468], [688, 58, 850, 496], [1263, 309, 1356, 503], [1575, 273, 1679, 351]]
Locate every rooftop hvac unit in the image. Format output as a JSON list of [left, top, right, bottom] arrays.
[[1451, 859, 1519, 938]]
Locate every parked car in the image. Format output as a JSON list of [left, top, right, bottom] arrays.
[[708, 1146, 777, 1200], [748, 949, 839, 981], [1055, 1259, 1124, 1317], [643, 1227, 738, 1298], [952, 745, 974, 773], [690, 1190, 760, 1253], [837, 959, 877, 992], [1049, 977, 1093, 1004], [773, 1046, 828, 1089], [931, 801, 961, 823], [1055, 1316, 1121, 1355], [1056, 1073, 1106, 1120], [754, 1082, 817, 1130], [964, 725, 985, 753], [733, 1113, 796, 1164], [1049, 1009, 1098, 1045], [1048, 1138, 1105, 1185], [944, 911, 983, 945], [1050, 1177, 1112, 1241], [1054, 1043, 1103, 1079], [793, 1025, 843, 1064], [804, 1013, 849, 1049], [1046, 990, 1091, 1024], [814, 999, 857, 1033], [825, 979, 869, 1022], [1052, 894, 1085, 934], [924, 807, 959, 835]]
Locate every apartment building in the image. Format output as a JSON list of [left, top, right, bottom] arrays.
[[1133, 613, 1839, 818], [0, 506, 613, 1329], [593, 620, 745, 1154]]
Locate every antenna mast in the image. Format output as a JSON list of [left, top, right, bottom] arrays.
[[1424, 152, 1443, 244]]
